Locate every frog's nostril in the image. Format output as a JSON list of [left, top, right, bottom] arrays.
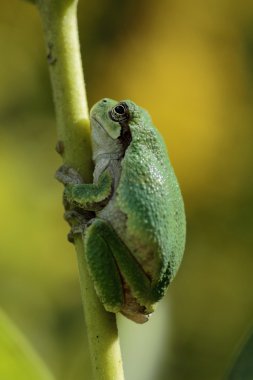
[[102, 98, 107, 103]]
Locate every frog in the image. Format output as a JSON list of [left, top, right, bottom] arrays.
[[56, 98, 186, 323]]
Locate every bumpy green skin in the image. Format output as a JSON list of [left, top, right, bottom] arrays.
[[116, 102, 185, 288], [64, 98, 186, 323]]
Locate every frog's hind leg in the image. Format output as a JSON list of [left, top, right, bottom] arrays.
[[84, 219, 124, 313], [84, 219, 153, 322]]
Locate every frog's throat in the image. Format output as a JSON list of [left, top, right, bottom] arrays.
[[94, 152, 124, 161], [92, 125, 132, 163]]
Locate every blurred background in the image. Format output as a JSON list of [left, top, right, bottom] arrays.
[[1, 0, 253, 379]]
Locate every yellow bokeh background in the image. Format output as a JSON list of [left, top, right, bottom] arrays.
[[1, 1, 253, 379]]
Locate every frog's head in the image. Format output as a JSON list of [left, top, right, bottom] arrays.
[[90, 98, 132, 161]]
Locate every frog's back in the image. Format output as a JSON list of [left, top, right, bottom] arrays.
[[115, 105, 186, 293]]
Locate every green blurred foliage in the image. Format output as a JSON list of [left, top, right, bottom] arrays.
[[228, 329, 253, 379], [1, 0, 253, 379], [0, 309, 54, 380]]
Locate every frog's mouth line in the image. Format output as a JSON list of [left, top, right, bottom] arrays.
[[91, 115, 123, 141], [91, 116, 109, 135]]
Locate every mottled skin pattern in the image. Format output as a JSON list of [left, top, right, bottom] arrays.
[[59, 98, 186, 323]]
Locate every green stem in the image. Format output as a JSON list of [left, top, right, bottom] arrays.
[[35, 1, 124, 379]]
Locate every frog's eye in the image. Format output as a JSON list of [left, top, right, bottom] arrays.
[[109, 102, 129, 122]]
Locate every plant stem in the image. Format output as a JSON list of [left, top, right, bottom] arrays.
[[35, 1, 124, 379]]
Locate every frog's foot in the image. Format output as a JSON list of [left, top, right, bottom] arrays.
[[64, 209, 94, 243], [120, 281, 152, 323], [55, 164, 83, 186], [67, 227, 85, 243]]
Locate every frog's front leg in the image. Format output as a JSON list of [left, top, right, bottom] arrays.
[[56, 165, 113, 239], [84, 219, 155, 323], [63, 169, 113, 212]]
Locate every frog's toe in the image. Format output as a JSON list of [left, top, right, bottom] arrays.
[[55, 164, 83, 185], [67, 230, 74, 243], [67, 225, 86, 243], [67, 167, 83, 184], [55, 164, 70, 185], [64, 209, 92, 226], [64, 210, 94, 242]]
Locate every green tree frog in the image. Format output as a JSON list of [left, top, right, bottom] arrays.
[[56, 98, 186, 323]]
